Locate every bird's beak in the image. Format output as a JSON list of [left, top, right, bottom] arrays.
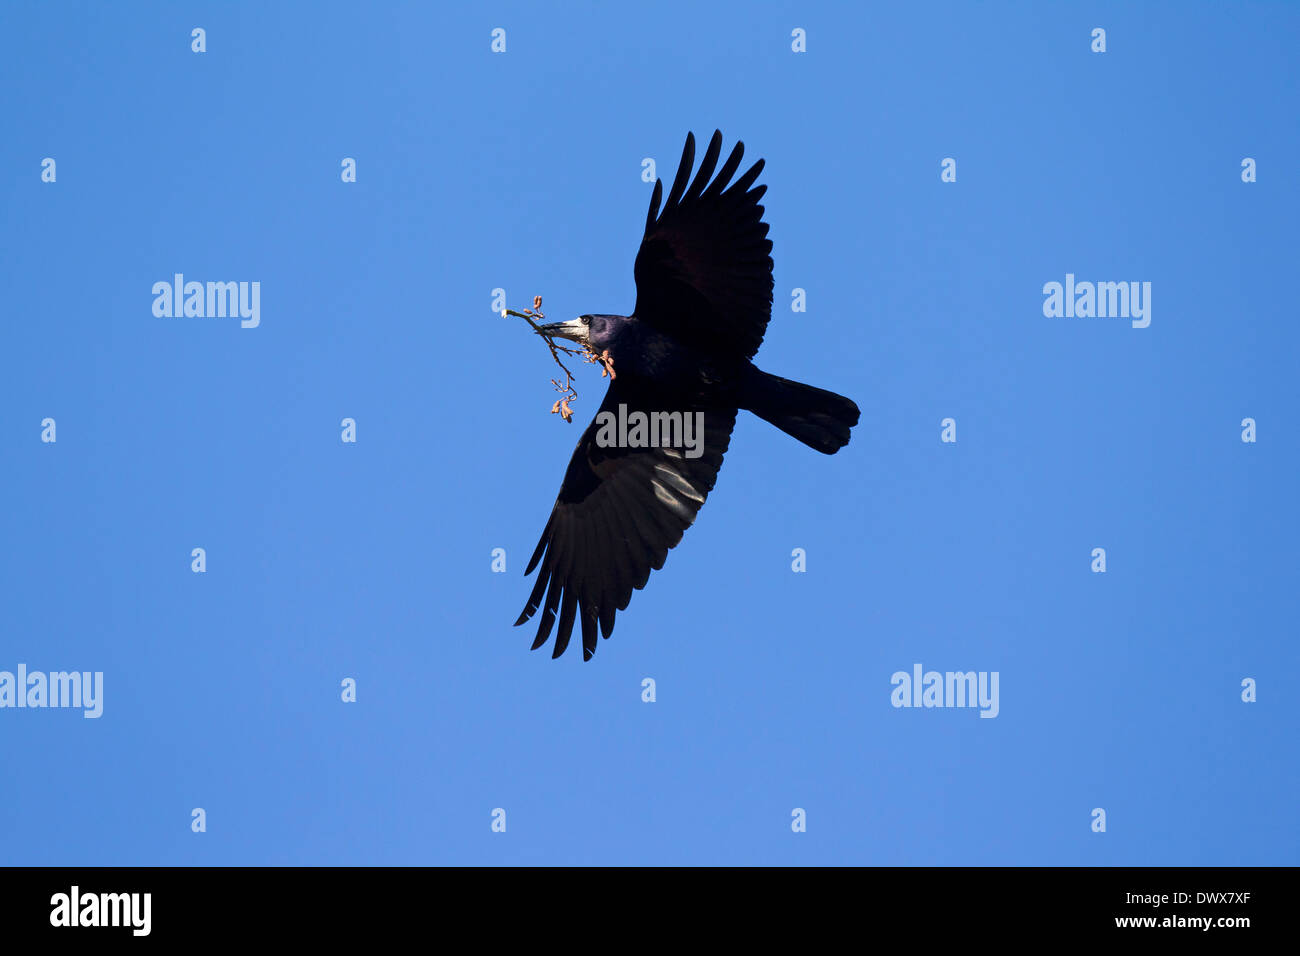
[[536, 319, 590, 347]]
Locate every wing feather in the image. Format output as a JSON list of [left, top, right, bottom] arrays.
[[633, 131, 775, 360], [516, 378, 737, 659]]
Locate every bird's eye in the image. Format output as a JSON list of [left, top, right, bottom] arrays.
[[580, 316, 591, 326]]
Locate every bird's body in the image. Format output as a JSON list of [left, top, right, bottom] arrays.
[[515, 131, 860, 659], [584, 314, 743, 399]]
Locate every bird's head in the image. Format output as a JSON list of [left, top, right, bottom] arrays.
[[536, 314, 619, 351]]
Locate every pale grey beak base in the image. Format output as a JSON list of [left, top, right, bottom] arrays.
[[537, 319, 591, 347]]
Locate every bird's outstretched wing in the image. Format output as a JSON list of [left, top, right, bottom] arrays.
[[515, 377, 737, 660], [633, 130, 775, 360]]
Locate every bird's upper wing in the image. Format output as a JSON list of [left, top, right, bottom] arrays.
[[515, 377, 737, 660], [633, 130, 775, 360]]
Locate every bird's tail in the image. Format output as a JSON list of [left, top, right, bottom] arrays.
[[741, 367, 860, 455]]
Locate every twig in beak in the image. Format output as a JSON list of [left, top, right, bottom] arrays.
[[503, 296, 591, 423]]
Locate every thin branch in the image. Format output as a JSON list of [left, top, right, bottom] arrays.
[[504, 295, 612, 423]]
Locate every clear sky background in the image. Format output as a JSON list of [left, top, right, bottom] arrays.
[[2, 2, 1296, 865]]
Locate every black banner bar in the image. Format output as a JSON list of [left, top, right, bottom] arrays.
[[0, 866, 1283, 941]]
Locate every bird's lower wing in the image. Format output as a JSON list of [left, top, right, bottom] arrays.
[[515, 378, 737, 660]]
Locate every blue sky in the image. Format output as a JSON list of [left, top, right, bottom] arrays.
[[2, 1, 1296, 865]]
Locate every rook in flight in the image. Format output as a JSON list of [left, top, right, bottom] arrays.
[[515, 130, 860, 660]]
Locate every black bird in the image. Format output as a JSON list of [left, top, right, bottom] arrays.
[[516, 130, 860, 660]]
